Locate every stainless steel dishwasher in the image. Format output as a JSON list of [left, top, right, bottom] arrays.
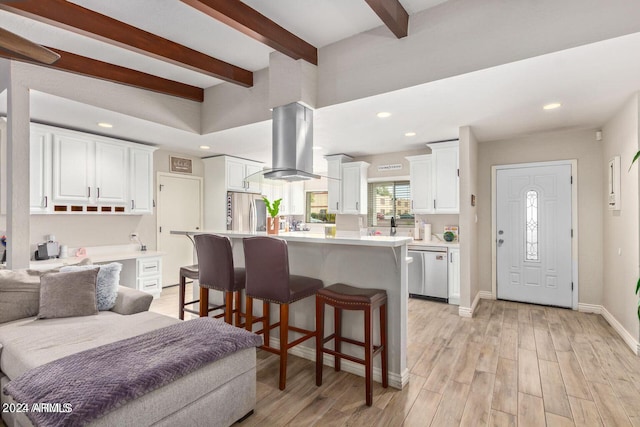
[[408, 246, 448, 302]]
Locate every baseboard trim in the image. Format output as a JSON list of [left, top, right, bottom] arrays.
[[578, 303, 638, 355], [577, 303, 602, 314], [458, 291, 482, 318], [600, 306, 638, 355], [265, 337, 407, 389], [478, 291, 494, 300]]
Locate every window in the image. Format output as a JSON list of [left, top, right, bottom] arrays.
[[368, 181, 413, 227], [305, 191, 335, 224], [525, 190, 539, 261]]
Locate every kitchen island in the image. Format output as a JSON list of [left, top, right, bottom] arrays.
[[171, 230, 411, 389]]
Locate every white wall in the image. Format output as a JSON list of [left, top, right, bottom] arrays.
[[601, 93, 640, 341], [477, 129, 604, 305]]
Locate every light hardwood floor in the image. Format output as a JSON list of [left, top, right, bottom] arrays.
[[150, 286, 640, 426]]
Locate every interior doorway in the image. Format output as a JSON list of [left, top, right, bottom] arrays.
[[157, 173, 202, 287], [494, 161, 575, 308]]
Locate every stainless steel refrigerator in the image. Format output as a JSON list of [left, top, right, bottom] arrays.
[[226, 192, 267, 232]]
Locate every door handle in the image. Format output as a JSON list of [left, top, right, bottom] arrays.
[[498, 239, 504, 246]]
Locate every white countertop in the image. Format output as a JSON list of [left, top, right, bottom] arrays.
[[408, 239, 460, 249], [171, 230, 412, 248], [29, 245, 164, 269]]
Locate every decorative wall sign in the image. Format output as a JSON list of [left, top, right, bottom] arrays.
[[170, 156, 193, 174], [377, 163, 403, 172]]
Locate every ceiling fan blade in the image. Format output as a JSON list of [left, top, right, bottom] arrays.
[[0, 27, 61, 64]]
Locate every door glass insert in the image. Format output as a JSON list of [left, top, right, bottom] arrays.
[[525, 190, 538, 261]]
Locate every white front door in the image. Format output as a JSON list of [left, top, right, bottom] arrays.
[[496, 164, 572, 307], [157, 173, 203, 287]]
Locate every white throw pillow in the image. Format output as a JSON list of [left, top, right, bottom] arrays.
[[60, 262, 122, 311]]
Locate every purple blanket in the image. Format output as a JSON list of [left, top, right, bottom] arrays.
[[3, 317, 262, 427]]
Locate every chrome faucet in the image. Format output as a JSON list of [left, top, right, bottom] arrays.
[[390, 216, 397, 236]]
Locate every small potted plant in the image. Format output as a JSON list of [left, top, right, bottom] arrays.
[[263, 197, 282, 235]]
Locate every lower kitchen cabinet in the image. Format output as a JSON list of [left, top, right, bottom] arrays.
[[448, 247, 460, 305], [118, 255, 163, 298]]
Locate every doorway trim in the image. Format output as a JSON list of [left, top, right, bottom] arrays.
[[491, 160, 578, 310]]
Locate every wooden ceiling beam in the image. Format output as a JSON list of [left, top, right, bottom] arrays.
[[181, 0, 318, 65], [0, 48, 205, 102], [0, 0, 253, 87], [365, 0, 409, 39]]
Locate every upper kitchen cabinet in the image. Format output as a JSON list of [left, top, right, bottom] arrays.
[[52, 132, 94, 205], [406, 155, 433, 214], [428, 141, 459, 214], [225, 157, 263, 193], [129, 147, 155, 214], [325, 154, 352, 214], [31, 123, 156, 214], [286, 181, 305, 215], [94, 141, 128, 205], [30, 128, 52, 213], [407, 141, 459, 215], [341, 161, 369, 215]]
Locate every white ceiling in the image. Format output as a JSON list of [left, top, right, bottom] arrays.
[[1, 2, 640, 173]]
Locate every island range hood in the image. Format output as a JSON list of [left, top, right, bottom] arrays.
[[263, 102, 320, 181]]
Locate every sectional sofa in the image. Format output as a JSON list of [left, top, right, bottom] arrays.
[[0, 268, 258, 427]]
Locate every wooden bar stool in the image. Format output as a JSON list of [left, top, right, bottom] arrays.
[[243, 236, 323, 390], [315, 283, 388, 406], [178, 264, 200, 320], [195, 234, 246, 326]]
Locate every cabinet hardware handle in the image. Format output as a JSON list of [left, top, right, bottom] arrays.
[[88, 187, 91, 197], [131, 200, 135, 210], [450, 253, 452, 262], [97, 187, 100, 198], [433, 200, 436, 209], [44, 196, 48, 208], [356, 201, 359, 211]]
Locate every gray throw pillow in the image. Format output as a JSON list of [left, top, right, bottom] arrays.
[[37, 269, 99, 319], [0, 258, 94, 323], [60, 262, 122, 311]]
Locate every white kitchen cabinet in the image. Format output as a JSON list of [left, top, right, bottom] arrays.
[[406, 155, 433, 214], [325, 154, 352, 214], [33, 123, 156, 214], [95, 141, 128, 205], [245, 163, 263, 193], [129, 147, 154, 214], [225, 157, 262, 193], [428, 141, 459, 214], [30, 128, 52, 213], [137, 256, 162, 298], [341, 161, 369, 215], [118, 255, 163, 299], [288, 181, 305, 215], [407, 141, 459, 215], [52, 132, 93, 204], [448, 247, 460, 305]]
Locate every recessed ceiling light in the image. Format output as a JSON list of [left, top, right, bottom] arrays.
[[376, 112, 391, 118], [313, 146, 323, 150], [199, 145, 211, 150], [97, 122, 113, 128], [543, 103, 562, 110], [405, 132, 416, 137]]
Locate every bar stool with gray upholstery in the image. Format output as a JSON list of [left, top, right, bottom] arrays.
[[243, 236, 323, 390], [315, 283, 388, 406], [178, 264, 200, 320], [194, 234, 246, 325]]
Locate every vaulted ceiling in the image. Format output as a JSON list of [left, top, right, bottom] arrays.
[[2, 1, 640, 170], [0, 0, 443, 100]]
